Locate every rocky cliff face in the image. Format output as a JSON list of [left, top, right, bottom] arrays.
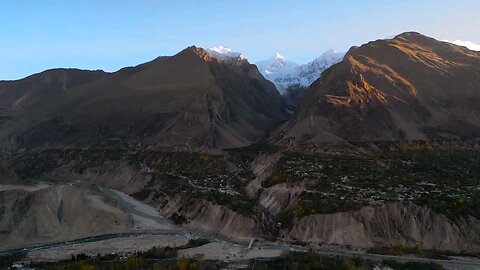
[[46, 159, 153, 194], [280, 32, 480, 143], [0, 184, 131, 250], [288, 202, 480, 253], [156, 194, 258, 243]]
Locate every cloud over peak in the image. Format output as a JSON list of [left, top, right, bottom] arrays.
[[443, 39, 480, 51]]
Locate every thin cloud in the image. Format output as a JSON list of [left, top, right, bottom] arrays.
[[443, 39, 480, 51]]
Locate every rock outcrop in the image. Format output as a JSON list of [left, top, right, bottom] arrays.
[[0, 184, 131, 251], [157, 194, 258, 243], [289, 202, 480, 252]]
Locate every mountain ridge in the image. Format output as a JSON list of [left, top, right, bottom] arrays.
[[0, 46, 288, 152], [256, 50, 344, 93], [278, 31, 480, 144]]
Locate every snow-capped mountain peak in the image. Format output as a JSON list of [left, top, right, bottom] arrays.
[[256, 53, 298, 76], [274, 53, 286, 60], [256, 49, 345, 94], [206, 46, 246, 63], [313, 49, 343, 65], [208, 46, 241, 57], [298, 49, 344, 80], [323, 49, 339, 55]]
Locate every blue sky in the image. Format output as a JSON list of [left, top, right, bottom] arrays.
[[1, 0, 479, 80]]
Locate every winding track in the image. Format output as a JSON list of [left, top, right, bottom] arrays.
[[99, 186, 178, 231]]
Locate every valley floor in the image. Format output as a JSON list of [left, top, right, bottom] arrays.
[[2, 186, 480, 270], [4, 231, 480, 270], [2, 144, 480, 269]]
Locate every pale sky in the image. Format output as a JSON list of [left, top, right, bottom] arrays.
[[1, 0, 479, 80]]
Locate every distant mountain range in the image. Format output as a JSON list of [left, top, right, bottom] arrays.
[[205, 46, 345, 94], [256, 50, 345, 93]]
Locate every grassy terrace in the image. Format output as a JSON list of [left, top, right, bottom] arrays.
[[10, 141, 480, 223], [264, 143, 480, 221], [11, 148, 262, 219], [130, 149, 263, 219]]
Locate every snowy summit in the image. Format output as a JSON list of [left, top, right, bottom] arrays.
[[206, 46, 246, 63], [256, 53, 298, 75], [256, 50, 345, 93]]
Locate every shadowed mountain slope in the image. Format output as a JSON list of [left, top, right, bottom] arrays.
[[0, 47, 288, 151]]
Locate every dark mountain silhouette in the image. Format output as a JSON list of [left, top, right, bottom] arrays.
[[0, 47, 288, 151]]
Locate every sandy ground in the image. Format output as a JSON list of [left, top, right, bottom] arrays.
[[0, 183, 182, 252], [23, 233, 480, 270], [26, 235, 190, 261], [178, 242, 285, 261], [100, 187, 177, 231], [0, 182, 50, 192], [25, 235, 286, 263]]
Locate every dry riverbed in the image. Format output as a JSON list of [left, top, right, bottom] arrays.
[[26, 235, 189, 262], [25, 235, 285, 263]]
